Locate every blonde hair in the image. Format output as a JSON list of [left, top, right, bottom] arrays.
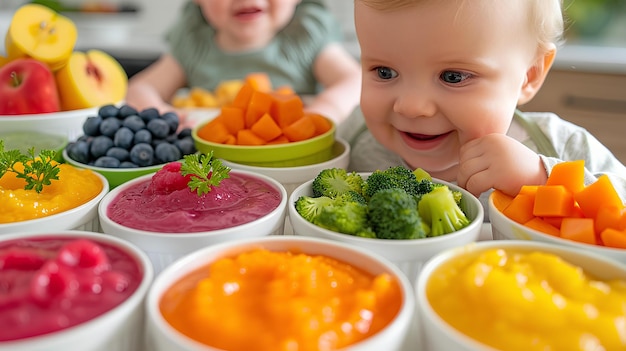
[[357, 0, 565, 51]]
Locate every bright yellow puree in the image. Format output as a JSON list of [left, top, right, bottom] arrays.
[[160, 249, 402, 351], [428, 248, 626, 351], [0, 162, 103, 223]]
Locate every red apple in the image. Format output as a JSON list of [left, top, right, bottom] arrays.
[[0, 58, 61, 115]]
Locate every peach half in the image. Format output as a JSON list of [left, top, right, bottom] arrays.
[[55, 50, 128, 111], [5, 4, 77, 72]]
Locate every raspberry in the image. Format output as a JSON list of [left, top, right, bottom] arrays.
[[57, 239, 110, 275], [150, 162, 192, 194]]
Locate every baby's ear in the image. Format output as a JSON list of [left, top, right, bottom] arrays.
[[518, 44, 556, 105]]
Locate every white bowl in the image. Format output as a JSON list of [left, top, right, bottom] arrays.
[[0, 106, 99, 142], [0, 230, 154, 351], [415, 240, 626, 351], [288, 174, 484, 284], [145, 236, 416, 351], [98, 169, 288, 274], [0, 172, 109, 234], [488, 193, 626, 264]]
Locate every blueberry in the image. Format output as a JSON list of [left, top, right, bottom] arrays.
[[99, 117, 122, 137], [139, 108, 160, 123], [147, 119, 170, 139], [118, 105, 138, 118], [130, 143, 154, 167], [77, 135, 92, 143], [94, 156, 121, 168], [120, 161, 139, 168], [106, 147, 130, 161], [155, 143, 182, 163], [152, 138, 168, 148], [98, 104, 119, 118], [114, 127, 134, 149], [83, 116, 103, 136], [122, 115, 145, 132], [133, 129, 152, 145], [174, 137, 196, 155], [177, 128, 192, 139], [67, 141, 90, 164], [90, 136, 114, 159], [161, 112, 179, 133]]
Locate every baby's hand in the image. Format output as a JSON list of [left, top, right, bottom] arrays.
[[456, 133, 548, 197]]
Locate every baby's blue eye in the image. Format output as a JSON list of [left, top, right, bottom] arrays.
[[440, 71, 471, 84], [376, 67, 397, 80]]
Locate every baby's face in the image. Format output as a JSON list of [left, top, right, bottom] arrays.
[[196, 0, 301, 51], [355, 0, 541, 179]]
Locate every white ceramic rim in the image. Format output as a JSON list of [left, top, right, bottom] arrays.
[[488, 193, 626, 254], [0, 230, 154, 347], [0, 172, 109, 231], [98, 169, 288, 237], [146, 235, 415, 351], [415, 239, 626, 351], [288, 173, 485, 247]]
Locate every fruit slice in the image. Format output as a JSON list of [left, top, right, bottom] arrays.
[[5, 4, 77, 71], [55, 50, 128, 110]]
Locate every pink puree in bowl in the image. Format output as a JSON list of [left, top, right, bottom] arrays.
[[106, 163, 282, 233], [0, 237, 142, 341]]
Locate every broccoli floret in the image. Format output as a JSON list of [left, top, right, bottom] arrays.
[[367, 188, 427, 240], [336, 190, 367, 204], [363, 166, 422, 199], [311, 168, 364, 198], [313, 200, 370, 236], [431, 183, 463, 206], [417, 185, 470, 237], [295, 195, 335, 222]]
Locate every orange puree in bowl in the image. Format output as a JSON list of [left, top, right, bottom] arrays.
[[0, 163, 103, 223], [427, 249, 626, 351], [160, 249, 402, 351]]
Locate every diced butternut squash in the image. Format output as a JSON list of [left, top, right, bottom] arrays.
[[237, 129, 266, 146], [219, 106, 245, 135], [266, 135, 290, 145], [232, 81, 255, 110], [574, 175, 624, 220], [595, 204, 626, 235], [308, 113, 333, 136], [524, 217, 561, 237], [545, 160, 585, 194], [600, 228, 626, 249], [197, 119, 233, 144], [533, 185, 576, 217], [244, 91, 273, 129], [270, 93, 304, 128], [251, 113, 283, 142], [560, 218, 597, 245], [502, 193, 536, 225], [245, 72, 273, 92], [282, 115, 316, 142], [490, 190, 514, 212]]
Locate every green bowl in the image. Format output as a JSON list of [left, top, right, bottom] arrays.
[[0, 131, 68, 162], [62, 149, 164, 189], [192, 118, 336, 167]]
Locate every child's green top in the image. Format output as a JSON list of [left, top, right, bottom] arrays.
[[165, 0, 342, 94]]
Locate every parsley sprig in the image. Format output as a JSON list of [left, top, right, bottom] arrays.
[[180, 151, 231, 196], [0, 141, 61, 193]]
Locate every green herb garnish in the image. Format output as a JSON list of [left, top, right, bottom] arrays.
[[180, 151, 231, 196], [0, 140, 61, 193]]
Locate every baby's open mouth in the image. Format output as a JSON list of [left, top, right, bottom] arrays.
[[405, 132, 447, 141], [236, 7, 262, 16]]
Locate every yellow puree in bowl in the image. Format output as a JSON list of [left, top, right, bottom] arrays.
[[160, 249, 402, 351], [428, 248, 626, 351], [0, 162, 103, 223]]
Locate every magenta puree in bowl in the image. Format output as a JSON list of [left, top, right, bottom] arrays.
[[0, 237, 142, 341], [106, 170, 282, 233]]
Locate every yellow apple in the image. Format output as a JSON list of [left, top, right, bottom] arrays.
[[55, 50, 128, 111], [0, 56, 9, 68], [5, 4, 77, 71]]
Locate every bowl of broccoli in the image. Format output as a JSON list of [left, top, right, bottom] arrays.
[[288, 166, 484, 284]]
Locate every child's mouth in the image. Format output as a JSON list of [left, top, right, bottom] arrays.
[[401, 131, 452, 150], [405, 132, 446, 141], [235, 7, 263, 17]]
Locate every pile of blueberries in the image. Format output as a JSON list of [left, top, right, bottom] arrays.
[[65, 104, 196, 168]]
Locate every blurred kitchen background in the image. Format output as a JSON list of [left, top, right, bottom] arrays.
[[1, 0, 625, 163]]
